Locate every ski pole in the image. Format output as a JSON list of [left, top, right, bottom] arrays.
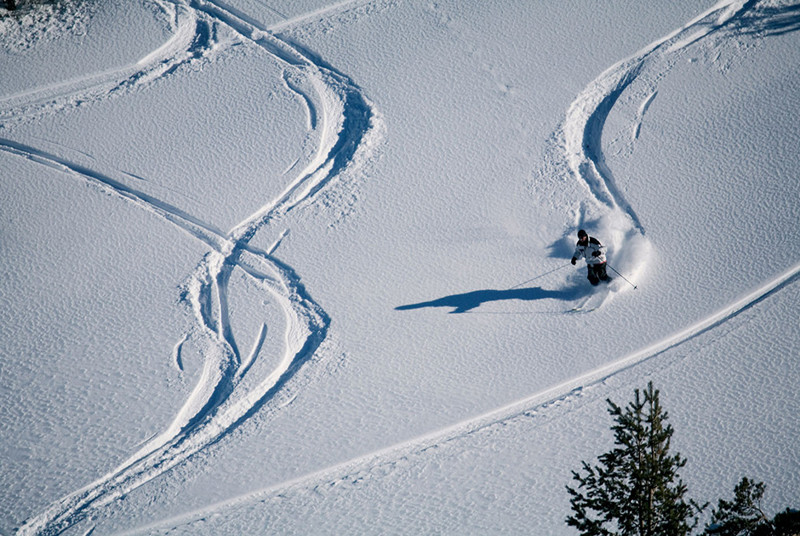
[[606, 263, 638, 289], [508, 263, 572, 290]]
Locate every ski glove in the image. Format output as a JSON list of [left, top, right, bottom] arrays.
[[592, 250, 602, 257], [571, 257, 577, 265]]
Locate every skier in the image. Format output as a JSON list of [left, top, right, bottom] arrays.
[[571, 229, 609, 285]]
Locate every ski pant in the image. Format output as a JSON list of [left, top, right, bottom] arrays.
[[587, 263, 608, 285]]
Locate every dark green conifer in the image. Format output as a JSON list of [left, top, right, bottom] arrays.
[[566, 382, 705, 536], [706, 478, 800, 536]]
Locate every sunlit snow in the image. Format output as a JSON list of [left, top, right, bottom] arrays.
[[1, 0, 798, 534]]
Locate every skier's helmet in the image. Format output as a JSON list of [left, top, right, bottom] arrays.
[[577, 229, 588, 239]]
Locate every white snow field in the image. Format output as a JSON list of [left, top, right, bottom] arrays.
[[1, 0, 799, 534]]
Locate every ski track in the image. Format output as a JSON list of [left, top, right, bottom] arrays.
[[8, 0, 380, 534], [128, 262, 800, 535], [0, 2, 212, 128], [632, 90, 658, 141], [266, 0, 371, 32], [562, 0, 756, 265], [5, 0, 789, 533]]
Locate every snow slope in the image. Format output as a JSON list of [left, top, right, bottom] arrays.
[[1, 0, 798, 534]]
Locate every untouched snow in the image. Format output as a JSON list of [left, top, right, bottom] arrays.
[[1, 0, 798, 534]]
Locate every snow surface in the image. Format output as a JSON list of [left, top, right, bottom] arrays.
[[1, 0, 799, 534]]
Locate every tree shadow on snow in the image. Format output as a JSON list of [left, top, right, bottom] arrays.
[[395, 285, 588, 314]]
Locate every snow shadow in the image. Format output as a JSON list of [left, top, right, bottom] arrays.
[[732, 3, 800, 37], [547, 235, 579, 260], [395, 286, 586, 314]]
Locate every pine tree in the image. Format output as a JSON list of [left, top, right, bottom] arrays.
[[705, 478, 769, 536], [706, 478, 800, 536], [772, 509, 800, 536], [566, 382, 705, 536]]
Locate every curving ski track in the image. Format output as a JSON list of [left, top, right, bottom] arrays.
[[8, 1, 380, 535], [563, 0, 758, 229], [558, 0, 758, 307], [0, 2, 212, 128]]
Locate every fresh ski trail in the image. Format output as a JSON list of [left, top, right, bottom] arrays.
[[0, 138, 232, 253], [632, 90, 658, 141], [266, 0, 372, 32], [568, 283, 612, 313], [560, 0, 756, 303], [10, 1, 382, 534], [124, 262, 800, 535], [564, 0, 757, 224]]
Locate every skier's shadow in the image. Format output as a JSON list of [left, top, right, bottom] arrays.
[[395, 286, 585, 314]]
